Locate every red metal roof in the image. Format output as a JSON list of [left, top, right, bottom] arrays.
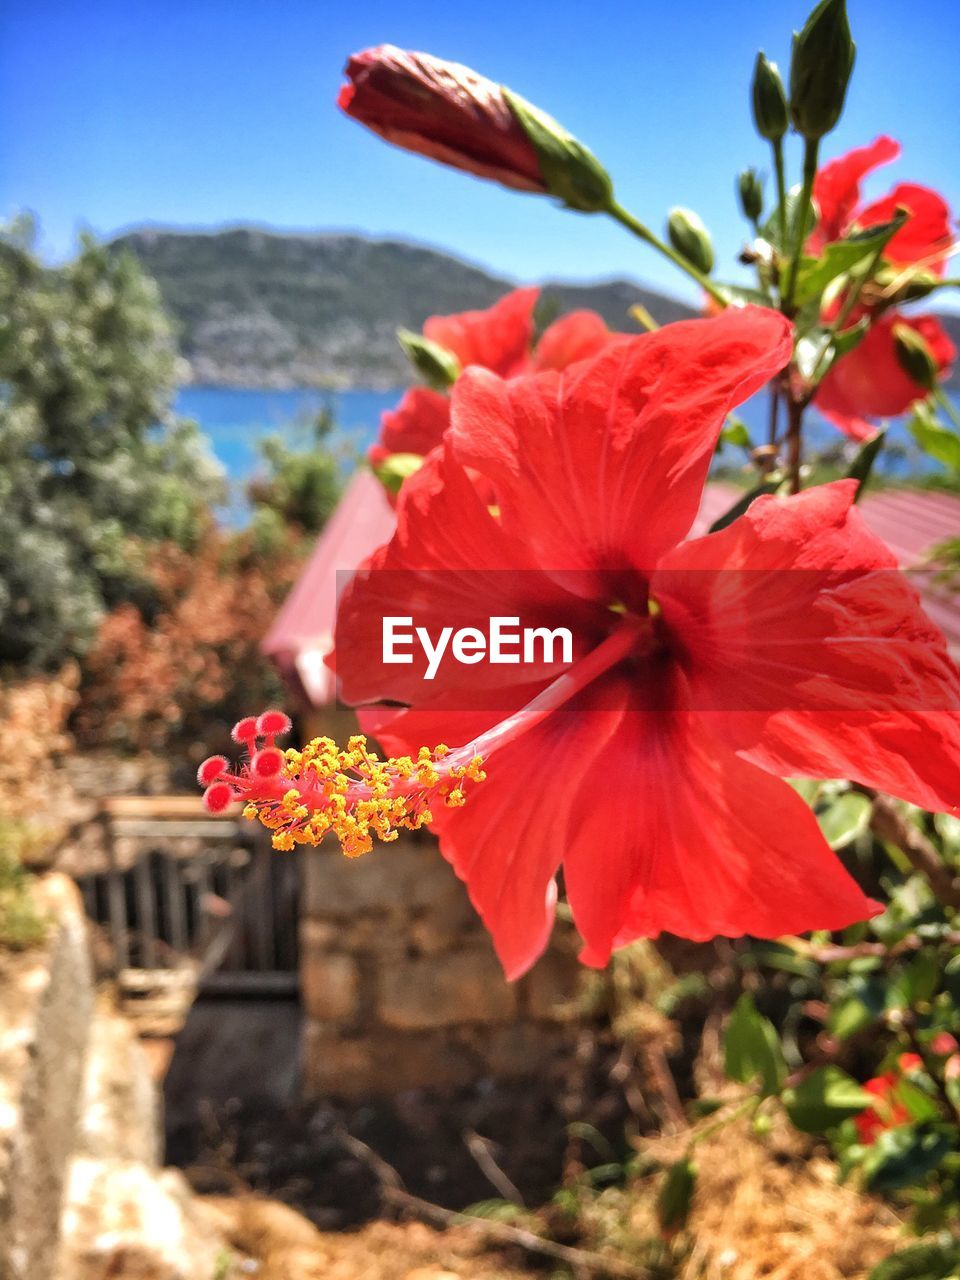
[[261, 467, 395, 705], [267, 476, 960, 707]]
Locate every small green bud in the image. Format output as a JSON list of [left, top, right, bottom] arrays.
[[789, 0, 856, 140], [893, 323, 939, 392], [372, 451, 424, 494], [504, 88, 614, 213], [667, 206, 715, 275], [396, 328, 461, 389], [751, 53, 788, 142], [738, 169, 764, 223]]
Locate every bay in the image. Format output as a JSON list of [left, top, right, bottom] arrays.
[[177, 384, 959, 516]]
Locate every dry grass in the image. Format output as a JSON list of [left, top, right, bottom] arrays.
[[643, 1116, 904, 1280]]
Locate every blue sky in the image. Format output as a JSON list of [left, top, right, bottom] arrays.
[[2, 0, 958, 307]]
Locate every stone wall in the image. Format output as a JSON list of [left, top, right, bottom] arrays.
[[0, 873, 225, 1280], [300, 832, 590, 1098], [0, 876, 92, 1280]]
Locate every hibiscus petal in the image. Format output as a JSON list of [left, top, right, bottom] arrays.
[[370, 386, 450, 464], [558, 684, 877, 967], [809, 135, 900, 252], [364, 699, 609, 978], [533, 310, 616, 371], [424, 286, 539, 378], [857, 182, 953, 275], [448, 307, 793, 575], [334, 445, 603, 707], [655, 481, 960, 814]]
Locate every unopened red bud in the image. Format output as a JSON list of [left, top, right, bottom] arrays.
[[340, 45, 613, 214]]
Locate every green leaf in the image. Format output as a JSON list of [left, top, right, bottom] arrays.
[[793, 214, 907, 306], [869, 1239, 960, 1280], [864, 1126, 953, 1194], [656, 1156, 697, 1234], [761, 185, 818, 254], [782, 1066, 873, 1134], [817, 791, 872, 849], [720, 416, 753, 450], [908, 403, 960, 473], [886, 950, 940, 1010], [708, 480, 782, 533], [796, 318, 869, 381], [715, 283, 773, 308], [847, 429, 887, 499], [723, 994, 787, 1096], [828, 993, 880, 1040]]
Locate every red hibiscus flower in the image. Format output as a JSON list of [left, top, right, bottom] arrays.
[[339, 46, 547, 194], [809, 137, 956, 440], [816, 309, 957, 442], [333, 308, 960, 978], [370, 288, 617, 470], [368, 387, 450, 469], [854, 1055, 924, 1145], [809, 135, 952, 273]]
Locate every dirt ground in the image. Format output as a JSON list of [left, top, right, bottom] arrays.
[[192, 1113, 905, 1280]]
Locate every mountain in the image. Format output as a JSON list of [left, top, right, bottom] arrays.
[[110, 227, 696, 388], [111, 226, 960, 390]]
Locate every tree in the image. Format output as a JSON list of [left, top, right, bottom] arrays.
[[0, 217, 224, 667]]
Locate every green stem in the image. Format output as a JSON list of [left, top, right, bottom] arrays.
[[689, 1095, 760, 1149], [786, 393, 805, 495], [608, 201, 729, 307], [807, 240, 887, 386], [936, 389, 960, 431], [772, 137, 788, 260], [782, 138, 820, 312]]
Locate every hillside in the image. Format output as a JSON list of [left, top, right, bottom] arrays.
[[110, 227, 696, 388]]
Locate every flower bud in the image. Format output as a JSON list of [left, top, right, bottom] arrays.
[[502, 89, 614, 213], [738, 169, 764, 223], [789, 0, 856, 140], [339, 46, 614, 213], [751, 53, 788, 142], [667, 207, 715, 275], [893, 322, 940, 392], [372, 451, 424, 495], [396, 328, 461, 389]]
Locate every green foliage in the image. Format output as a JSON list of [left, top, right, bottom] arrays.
[[246, 406, 344, 538], [0, 217, 223, 668], [782, 1067, 873, 1134], [869, 1239, 960, 1280], [724, 994, 787, 1096], [0, 828, 48, 951], [909, 403, 960, 474]]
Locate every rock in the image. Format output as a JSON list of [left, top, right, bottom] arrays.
[[302, 839, 460, 917], [300, 949, 360, 1023], [57, 1159, 225, 1280], [378, 948, 516, 1031], [0, 875, 93, 1280]]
